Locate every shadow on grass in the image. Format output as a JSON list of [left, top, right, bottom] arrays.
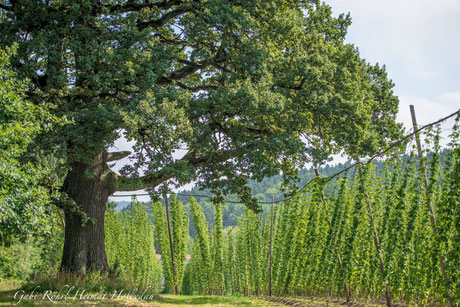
[[0, 290, 16, 303], [0, 289, 60, 306], [0, 290, 44, 306]]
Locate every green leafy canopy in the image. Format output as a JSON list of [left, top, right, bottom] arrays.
[[0, 0, 402, 209], [0, 45, 63, 244]]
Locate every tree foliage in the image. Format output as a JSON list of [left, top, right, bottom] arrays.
[[0, 46, 63, 244], [0, 0, 404, 273], [0, 0, 402, 206]]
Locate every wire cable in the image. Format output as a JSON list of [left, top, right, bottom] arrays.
[[110, 109, 460, 204]]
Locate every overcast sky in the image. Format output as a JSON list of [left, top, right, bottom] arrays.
[[110, 1, 460, 202], [327, 0, 460, 126]]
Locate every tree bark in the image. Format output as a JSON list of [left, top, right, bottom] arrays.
[[60, 154, 114, 274]]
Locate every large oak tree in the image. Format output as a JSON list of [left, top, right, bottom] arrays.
[[0, 0, 401, 274]]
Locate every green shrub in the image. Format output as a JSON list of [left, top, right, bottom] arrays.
[[0, 240, 40, 281]]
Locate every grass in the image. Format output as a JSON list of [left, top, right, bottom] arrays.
[[151, 295, 282, 306], [1, 273, 281, 306], [0, 293, 283, 306], [0, 280, 21, 292], [0, 279, 389, 306], [293, 296, 384, 306], [0, 282, 282, 306]]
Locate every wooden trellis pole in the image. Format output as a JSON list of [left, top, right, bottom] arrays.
[[164, 189, 179, 295], [409, 105, 453, 304], [269, 195, 274, 296], [357, 165, 393, 307]]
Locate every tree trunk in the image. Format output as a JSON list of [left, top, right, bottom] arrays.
[[60, 154, 113, 274]]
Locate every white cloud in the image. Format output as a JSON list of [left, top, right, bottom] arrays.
[[325, 0, 460, 135], [326, 0, 460, 97], [397, 91, 460, 127]]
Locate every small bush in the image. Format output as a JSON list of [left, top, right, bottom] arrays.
[[0, 240, 41, 281]]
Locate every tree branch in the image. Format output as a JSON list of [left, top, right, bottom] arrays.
[[273, 77, 306, 91], [116, 170, 173, 192], [137, 7, 190, 31], [157, 47, 227, 85], [174, 80, 218, 92], [108, 0, 183, 13], [154, 33, 189, 45], [106, 151, 131, 162], [116, 148, 233, 191]]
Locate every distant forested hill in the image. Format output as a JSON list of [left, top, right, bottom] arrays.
[[113, 201, 131, 212]]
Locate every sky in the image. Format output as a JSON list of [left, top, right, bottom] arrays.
[[327, 0, 460, 127], [109, 1, 460, 202]]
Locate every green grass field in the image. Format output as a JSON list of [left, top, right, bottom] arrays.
[[0, 288, 283, 306], [0, 282, 387, 306]]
